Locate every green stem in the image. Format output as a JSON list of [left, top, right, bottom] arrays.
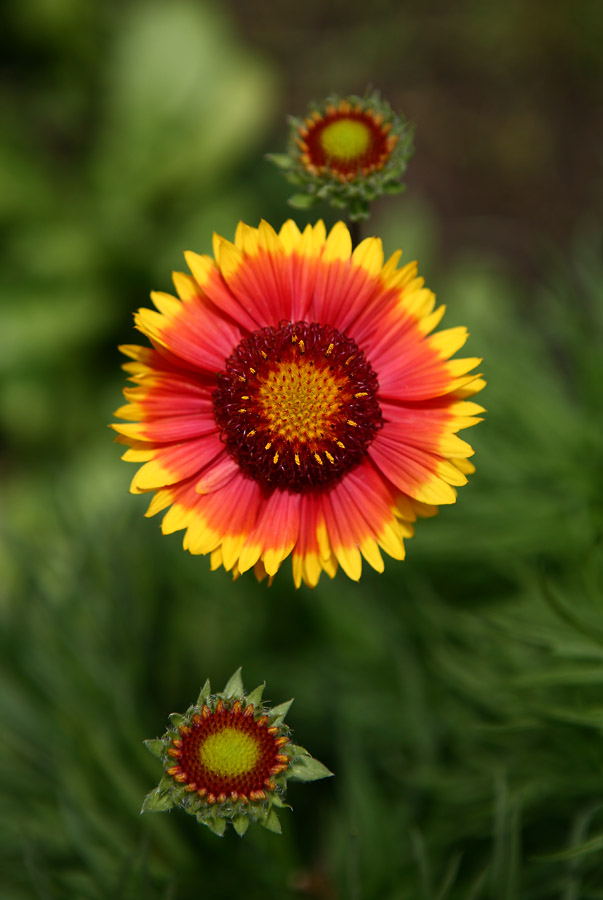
[[349, 220, 362, 248]]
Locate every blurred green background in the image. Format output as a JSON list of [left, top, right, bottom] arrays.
[[1, 1, 602, 897]]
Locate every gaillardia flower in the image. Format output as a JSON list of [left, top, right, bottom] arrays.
[[268, 94, 414, 220], [113, 219, 484, 587], [142, 669, 332, 836]]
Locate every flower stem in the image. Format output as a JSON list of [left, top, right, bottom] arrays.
[[349, 220, 362, 248]]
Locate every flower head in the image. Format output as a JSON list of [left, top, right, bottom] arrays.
[[268, 94, 414, 220], [142, 669, 332, 836], [113, 219, 484, 587]]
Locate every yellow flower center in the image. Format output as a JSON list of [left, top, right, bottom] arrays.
[[256, 357, 344, 444], [319, 119, 372, 161], [199, 727, 261, 777], [214, 321, 383, 493]]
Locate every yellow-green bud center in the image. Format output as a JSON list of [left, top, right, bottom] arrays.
[[198, 727, 260, 777], [319, 119, 372, 160]]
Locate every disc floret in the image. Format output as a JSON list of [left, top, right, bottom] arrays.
[[142, 669, 332, 836], [213, 320, 382, 494], [267, 92, 414, 220]]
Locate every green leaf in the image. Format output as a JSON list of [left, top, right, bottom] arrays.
[[232, 814, 250, 837], [269, 699, 293, 725], [245, 682, 266, 707], [287, 753, 333, 782], [143, 739, 164, 759], [140, 787, 173, 814], [543, 706, 603, 728], [222, 667, 243, 698], [535, 831, 603, 862], [262, 808, 282, 834], [196, 678, 211, 706], [265, 153, 292, 170], [288, 193, 316, 209]]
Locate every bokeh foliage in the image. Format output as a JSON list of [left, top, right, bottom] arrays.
[[1, 1, 603, 898]]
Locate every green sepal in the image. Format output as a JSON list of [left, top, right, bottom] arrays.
[[271, 795, 292, 810], [232, 814, 250, 837], [288, 193, 317, 210], [222, 667, 244, 698], [157, 774, 175, 791], [168, 712, 185, 729], [269, 698, 293, 725], [288, 743, 308, 757], [196, 678, 211, 706], [143, 739, 164, 759], [262, 808, 282, 834], [327, 196, 349, 210], [202, 813, 227, 837], [141, 786, 174, 814], [382, 181, 406, 196], [287, 747, 333, 782], [264, 152, 292, 170], [246, 682, 266, 706]]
